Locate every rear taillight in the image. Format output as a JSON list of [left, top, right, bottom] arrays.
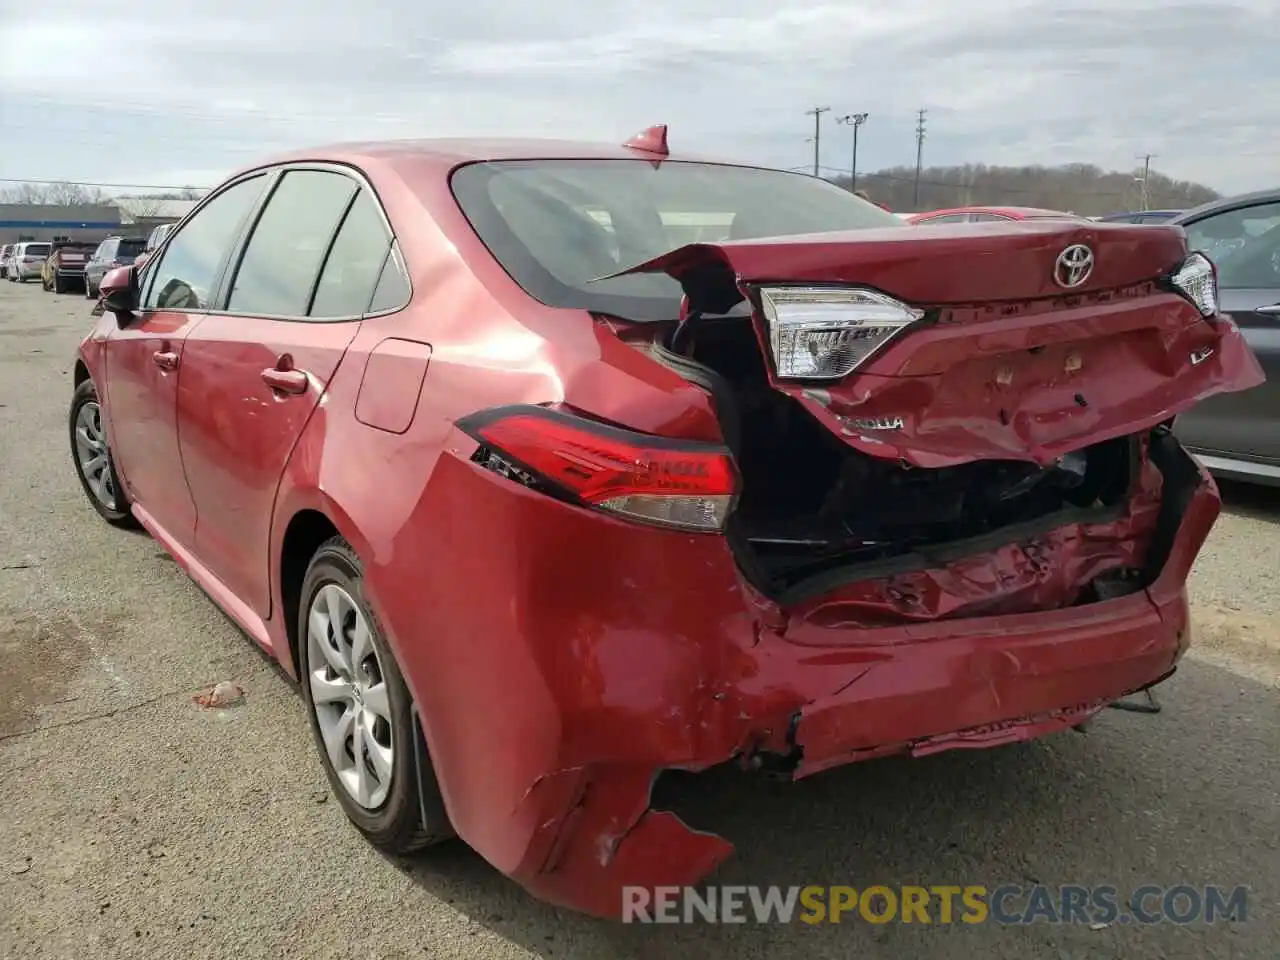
[[757, 286, 924, 380], [1169, 252, 1218, 317], [459, 405, 737, 532]]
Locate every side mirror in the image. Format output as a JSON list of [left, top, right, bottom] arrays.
[[100, 266, 138, 317]]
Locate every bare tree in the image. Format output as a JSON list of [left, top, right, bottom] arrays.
[[0, 181, 109, 205]]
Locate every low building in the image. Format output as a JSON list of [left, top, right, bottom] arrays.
[[0, 203, 123, 245], [112, 197, 199, 233]]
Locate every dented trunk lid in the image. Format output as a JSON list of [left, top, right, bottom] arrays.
[[613, 221, 1265, 467]]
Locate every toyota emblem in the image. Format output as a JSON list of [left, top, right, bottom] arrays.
[[1054, 244, 1094, 288]]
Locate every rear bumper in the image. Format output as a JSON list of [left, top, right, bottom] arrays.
[[376, 431, 1217, 918]]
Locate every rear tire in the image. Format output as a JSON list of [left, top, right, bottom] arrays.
[[69, 379, 136, 527], [298, 537, 452, 854]]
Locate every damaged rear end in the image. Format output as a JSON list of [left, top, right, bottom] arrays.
[[613, 221, 1262, 612], [442, 218, 1263, 916]]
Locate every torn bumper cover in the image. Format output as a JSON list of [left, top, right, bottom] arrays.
[[392, 428, 1220, 919]]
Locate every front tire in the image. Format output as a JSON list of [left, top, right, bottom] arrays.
[[299, 537, 450, 854], [69, 379, 136, 527]]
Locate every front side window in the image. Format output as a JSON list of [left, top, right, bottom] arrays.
[[143, 175, 267, 311], [227, 169, 358, 317], [1183, 202, 1280, 289], [449, 159, 901, 321]]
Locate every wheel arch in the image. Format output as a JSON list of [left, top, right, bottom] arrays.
[[277, 507, 342, 681]]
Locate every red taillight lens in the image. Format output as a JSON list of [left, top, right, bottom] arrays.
[[459, 406, 737, 531]]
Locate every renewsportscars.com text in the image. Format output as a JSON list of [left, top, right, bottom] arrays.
[[621, 884, 1249, 925]]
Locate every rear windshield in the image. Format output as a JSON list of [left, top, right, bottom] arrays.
[[25, 244, 51, 255], [450, 160, 902, 321], [117, 238, 146, 256]]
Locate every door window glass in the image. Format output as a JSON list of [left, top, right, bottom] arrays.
[[227, 170, 358, 317], [143, 175, 267, 311], [1183, 202, 1280, 289]]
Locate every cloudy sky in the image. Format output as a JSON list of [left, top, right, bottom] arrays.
[[1, 0, 1276, 198]]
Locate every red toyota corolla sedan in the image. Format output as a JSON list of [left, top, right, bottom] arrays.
[[70, 127, 1262, 917]]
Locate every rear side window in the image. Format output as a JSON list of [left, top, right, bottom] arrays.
[[919, 214, 968, 224], [367, 243, 411, 314], [143, 175, 267, 311], [228, 170, 358, 317], [309, 190, 393, 318]]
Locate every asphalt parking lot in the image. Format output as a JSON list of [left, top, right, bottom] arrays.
[[0, 279, 1277, 960]]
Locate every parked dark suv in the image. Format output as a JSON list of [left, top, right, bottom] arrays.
[[84, 236, 146, 298]]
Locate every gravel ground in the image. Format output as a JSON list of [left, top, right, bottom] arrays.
[[1, 279, 1277, 960]]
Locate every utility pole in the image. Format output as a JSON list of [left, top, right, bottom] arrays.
[[805, 106, 830, 177], [913, 108, 927, 209], [837, 112, 869, 192], [1136, 153, 1157, 210]]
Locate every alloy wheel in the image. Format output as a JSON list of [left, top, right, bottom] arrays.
[[73, 401, 117, 509], [306, 583, 395, 810]]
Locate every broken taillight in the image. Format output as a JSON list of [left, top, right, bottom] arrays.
[[1168, 252, 1218, 318], [757, 286, 924, 380], [459, 405, 738, 532]]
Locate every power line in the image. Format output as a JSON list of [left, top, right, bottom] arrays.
[[0, 177, 212, 192]]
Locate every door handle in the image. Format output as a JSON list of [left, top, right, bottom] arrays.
[[152, 350, 179, 371], [261, 367, 309, 395], [1255, 303, 1280, 316]]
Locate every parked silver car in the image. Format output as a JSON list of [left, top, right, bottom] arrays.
[[5, 242, 51, 282]]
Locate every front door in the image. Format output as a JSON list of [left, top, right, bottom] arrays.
[[176, 168, 395, 619], [103, 173, 271, 546]]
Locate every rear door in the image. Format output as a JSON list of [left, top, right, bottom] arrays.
[[175, 166, 395, 619], [1174, 199, 1280, 466]]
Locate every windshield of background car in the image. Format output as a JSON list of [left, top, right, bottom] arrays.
[[450, 159, 902, 321], [25, 244, 51, 256], [117, 238, 146, 257]]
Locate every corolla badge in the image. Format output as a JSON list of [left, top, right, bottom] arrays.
[[1054, 244, 1095, 288]]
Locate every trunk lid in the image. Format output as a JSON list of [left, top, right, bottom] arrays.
[[611, 221, 1265, 467]]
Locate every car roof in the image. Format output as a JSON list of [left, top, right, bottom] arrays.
[[226, 137, 760, 184], [1172, 188, 1280, 225]]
